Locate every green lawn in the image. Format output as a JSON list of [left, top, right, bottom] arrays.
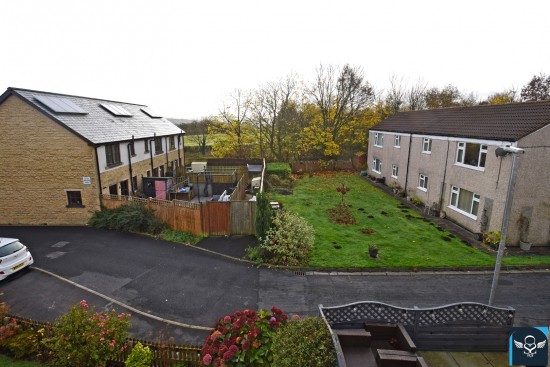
[[0, 355, 45, 367], [272, 173, 550, 268]]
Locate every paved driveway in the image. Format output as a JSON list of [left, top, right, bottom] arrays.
[[1, 226, 549, 345]]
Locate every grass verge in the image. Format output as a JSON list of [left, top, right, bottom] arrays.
[[0, 355, 45, 367], [272, 173, 550, 268]]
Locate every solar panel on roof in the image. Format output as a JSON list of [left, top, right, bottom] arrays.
[[140, 107, 162, 118], [100, 103, 133, 117], [34, 95, 87, 114]]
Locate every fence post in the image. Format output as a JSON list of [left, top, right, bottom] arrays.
[[172, 200, 176, 230], [412, 306, 419, 340]]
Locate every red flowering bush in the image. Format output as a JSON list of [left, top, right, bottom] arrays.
[[201, 307, 288, 367], [44, 300, 131, 367]]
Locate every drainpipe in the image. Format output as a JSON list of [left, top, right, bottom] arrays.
[[404, 133, 413, 194], [127, 135, 134, 194], [149, 133, 156, 175], [165, 136, 169, 173], [488, 146, 524, 305], [94, 145, 103, 196], [177, 132, 182, 169], [438, 139, 451, 211]]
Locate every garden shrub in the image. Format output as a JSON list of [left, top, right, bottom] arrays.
[[259, 209, 314, 266], [89, 204, 165, 234], [201, 307, 288, 367], [255, 192, 273, 241], [271, 317, 336, 367], [266, 163, 291, 179], [160, 229, 202, 245], [44, 300, 131, 367], [125, 342, 153, 367]]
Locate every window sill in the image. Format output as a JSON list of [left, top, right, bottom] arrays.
[[372, 169, 381, 174], [66, 204, 85, 208], [106, 162, 123, 169], [417, 186, 427, 192], [422, 151, 432, 154], [374, 145, 383, 148], [394, 145, 400, 148], [391, 175, 398, 179], [447, 205, 478, 220], [453, 163, 485, 172]]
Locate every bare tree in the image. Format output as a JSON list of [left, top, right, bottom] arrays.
[[407, 79, 428, 111], [386, 74, 406, 114]]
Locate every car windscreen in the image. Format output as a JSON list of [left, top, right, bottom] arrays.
[[0, 241, 25, 257]]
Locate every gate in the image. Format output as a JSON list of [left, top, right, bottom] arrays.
[[202, 201, 230, 236]]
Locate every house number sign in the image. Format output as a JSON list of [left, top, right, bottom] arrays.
[[83, 177, 91, 185]]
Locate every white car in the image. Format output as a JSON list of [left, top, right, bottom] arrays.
[[0, 238, 33, 280]]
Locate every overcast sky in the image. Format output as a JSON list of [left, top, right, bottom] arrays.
[[2, 0, 549, 119]]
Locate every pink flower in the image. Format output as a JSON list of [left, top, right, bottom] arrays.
[[100, 337, 105, 341], [109, 342, 115, 347], [79, 300, 88, 308], [223, 316, 232, 324], [202, 353, 212, 365], [292, 314, 300, 320]]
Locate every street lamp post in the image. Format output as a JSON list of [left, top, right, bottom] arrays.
[[488, 146, 524, 305]]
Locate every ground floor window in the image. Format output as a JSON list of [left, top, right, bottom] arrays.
[[418, 174, 428, 191], [132, 176, 138, 193], [373, 158, 382, 173], [120, 180, 129, 196], [449, 185, 480, 218], [66, 191, 84, 207], [392, 164, 398, 178], [109, 184, 117, 195]]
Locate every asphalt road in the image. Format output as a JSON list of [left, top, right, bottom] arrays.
[[1, 226, 549, 345]]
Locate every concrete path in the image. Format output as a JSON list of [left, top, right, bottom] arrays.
[[1, 226, 549, 346]]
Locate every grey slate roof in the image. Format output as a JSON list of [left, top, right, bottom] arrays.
[[1, 88, 183, 145], [373, 101, 550, 142]]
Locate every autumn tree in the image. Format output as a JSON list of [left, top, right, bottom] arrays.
[[481, 89, 517, 105], [307, 64, 375, 158], [425, 84, 463, 109], [210, 90, 258, 158], [385, 75, 406, 114], [521, 73, 550, 101]]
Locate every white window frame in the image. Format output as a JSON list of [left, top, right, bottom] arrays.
[[372, 158, 382, 173], [422, 138, 432, 153], [391, 164, 398, 178], [418, 174, 428, 192], [448, 185, 480, 219], [455, 142, 487, 170], [394, 135, 401, 148], [374, 132, 384, 147]]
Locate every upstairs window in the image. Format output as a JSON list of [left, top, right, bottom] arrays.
[[373, 158, 382, 173], [144, 139, 150, 153], [154, 137, 163, 155], [449, 186, 480, 218], [129, 140, 136, 156], [374, 132, 384, 147], [422, 138, 432, 153], [418, 174, 428, 191], [169, 136, 176, 150], [456, 142, 487, 169], [105, 143, 121, 167], [394, 135, 401, 147]]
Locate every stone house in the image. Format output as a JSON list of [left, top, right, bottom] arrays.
[[367, 101, 550, 246], [0, 87, 184, 225]]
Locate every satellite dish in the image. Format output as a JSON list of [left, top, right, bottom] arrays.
[[495, 147, 508, 157]]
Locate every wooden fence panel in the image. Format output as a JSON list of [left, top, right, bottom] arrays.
[[230, 201, 256, 235], [202, 202, 230, 236], [173, 203, 203, 235]]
